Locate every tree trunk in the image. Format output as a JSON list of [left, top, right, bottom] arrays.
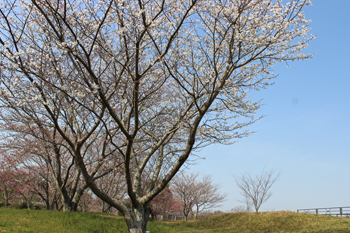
[[63, 200, 72, 211], [193, 206, 199, 220], [103, 203, 112, 213], [62, 192, 80, 212], [71, 189, 84, 212], [3, 190, 8, 208], [50, 197, 58, 210], [101, 201, 112, 213], [62, 195, 76, 212], [71, 202, 78, 212], [45, 199, 50, 210], [125, 207, 150, 233], [25, 198, 30, 209], [101, 201, 105, 213], [71, 185, 87, 212]]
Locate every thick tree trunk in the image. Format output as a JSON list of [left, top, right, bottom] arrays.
[[63, 199, 73, 211], [62, 190, 81, 212], [125, 207, 150, 233], [71, 202, 78, 212], [62, 194, 77, 212], [184, 214, 188, 221], [62, 200, 78, 212]]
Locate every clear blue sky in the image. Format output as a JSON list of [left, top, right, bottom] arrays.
[[189, 1, 350, 212]]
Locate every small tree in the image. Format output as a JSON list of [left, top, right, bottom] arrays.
[[172, 173, 197, 221], [231, 197, 252, 213], [192, 175, 227, 219], [172, 172, 226, 220], [234, 169, 280, 213]]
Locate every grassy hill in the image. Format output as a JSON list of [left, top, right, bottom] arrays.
[[0, 208, 349, 232], [194, 211, 350, 232]]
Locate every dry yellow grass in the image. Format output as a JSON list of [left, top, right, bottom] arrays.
[[194, 211, 350, 232]]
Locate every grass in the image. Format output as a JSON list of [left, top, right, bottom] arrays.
[[194, 211, 350, 232], [0, 208, 350, 232], [0, 209, 126, 233]]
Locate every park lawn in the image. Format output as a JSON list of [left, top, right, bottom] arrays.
[[0, 208, 350, 232], [0, 208, 194, 233]]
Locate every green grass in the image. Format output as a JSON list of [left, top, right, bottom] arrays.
[[0, 208, 350, 232]]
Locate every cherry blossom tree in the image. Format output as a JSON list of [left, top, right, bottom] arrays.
[[11, 167, 37, 209], [0, 154, 17, 207], [0, 153, 37, 208], [0, 115, 120, 211], [29, 164, 61, 210], [149, 186, 182, 220], [172, 172, 226, 220], [172, 173, 197, 221], [192, 175, 227, 220], [0, 0, 313, 232]]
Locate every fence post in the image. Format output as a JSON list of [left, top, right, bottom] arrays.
[[316, 209, 318, 215], [340, 208, 343, 217]]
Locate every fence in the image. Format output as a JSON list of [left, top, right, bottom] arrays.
[[297, 206, 350, 217]]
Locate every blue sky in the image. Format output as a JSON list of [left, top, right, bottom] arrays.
[[189, 1, 350, 212]]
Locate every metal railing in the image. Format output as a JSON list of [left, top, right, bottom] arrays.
[[297, 206, 350, 217]]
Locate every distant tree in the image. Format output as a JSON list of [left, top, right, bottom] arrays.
[[27, 164, 61, 210], [234, 169, 281, 213], [0, 153, 37, 208], [192, 175, 227, 219], [0, 115, 121, 212], [11, 167, 37, 209], [172, 172, 226, 220], [149, 186, 182, 220], [172, 173, 197, 221], [0, 154, 16, 207], [231, 197, 252, 213]]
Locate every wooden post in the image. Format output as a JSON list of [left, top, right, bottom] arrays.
[[316, 209, 318, 215], [340, 208, 343, 217]]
